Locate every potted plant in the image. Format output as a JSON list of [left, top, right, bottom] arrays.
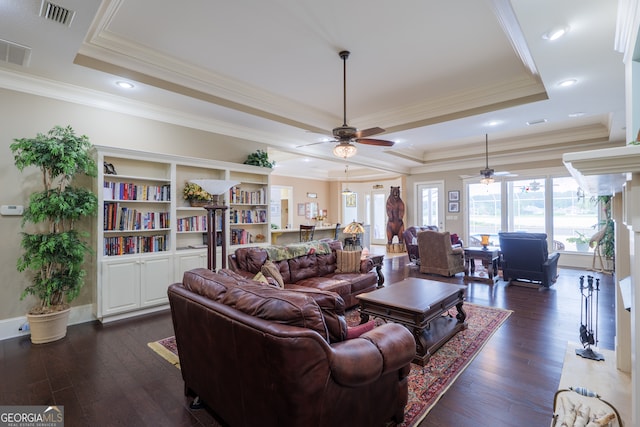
[[244, 149, 275, 168], [566, 231, 591, 252], [10, 125, 98, 343], [183, 181, 212, 206]]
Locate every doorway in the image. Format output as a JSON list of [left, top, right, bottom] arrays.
[[416, 181, 444, 229], [371, 189, 387, 245], [270, 185, 293, 229]]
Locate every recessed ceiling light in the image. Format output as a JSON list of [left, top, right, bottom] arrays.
[[543, 26, 569, 41], [116, 81, 134, 89], [486, 120, 502, 127], [526, 119, 547, 126], [568, 112, 585, 118], [558, 79, 577, 87]]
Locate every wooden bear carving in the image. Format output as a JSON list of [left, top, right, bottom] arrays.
[[386, 186, 405, 244]]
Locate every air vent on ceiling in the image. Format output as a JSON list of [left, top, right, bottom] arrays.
[[0, 39, 32, 67], [39, 1, 75, 27]]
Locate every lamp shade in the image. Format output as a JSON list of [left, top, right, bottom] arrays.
[[344, 221, 364, 235], [189, 179, 240, 196]]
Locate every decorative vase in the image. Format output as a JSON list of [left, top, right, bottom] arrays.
[[27, 306, 71, 344], [189, 200, 210, 207]]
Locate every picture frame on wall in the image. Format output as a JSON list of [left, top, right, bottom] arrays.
[[297, 203, 305, 216], [448, 201, 460, 213], [448, 190, 460, 201], [345, 193, 357, 207]]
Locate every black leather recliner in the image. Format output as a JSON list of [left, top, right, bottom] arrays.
[[498, 232, 560, 288]]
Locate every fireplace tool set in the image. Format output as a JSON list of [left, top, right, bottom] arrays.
[[576, 275, 604, 361]]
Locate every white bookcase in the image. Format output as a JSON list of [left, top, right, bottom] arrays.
[[94, 146, 271, 322]]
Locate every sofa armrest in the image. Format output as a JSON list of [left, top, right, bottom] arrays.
[[328, 323, 414, 387]]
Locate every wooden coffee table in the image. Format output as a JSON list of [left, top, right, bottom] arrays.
[[463, 246, 500, 284], [356, 277, 467, 366]]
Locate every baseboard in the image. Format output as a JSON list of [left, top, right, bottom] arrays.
[[0, 304, 96, 342]]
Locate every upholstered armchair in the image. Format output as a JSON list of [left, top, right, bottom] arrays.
[[498, 232, 560, 288], [417, 230, 465, 276], [403, 226, 438, 264]]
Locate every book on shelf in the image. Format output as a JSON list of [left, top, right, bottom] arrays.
[[103, 234, 169, 256], [229, 186, 266, 205], [103, 203, 170, 231], [104, 181, 170, 201], [231, 228, 253, 245], [229, 208, 267, 224]]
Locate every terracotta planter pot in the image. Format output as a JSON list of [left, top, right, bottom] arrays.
[[27, 306, 71, 344]]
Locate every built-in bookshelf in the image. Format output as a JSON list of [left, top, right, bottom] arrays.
[[228, 171, 269, 246], [94, 146, 271, 322]]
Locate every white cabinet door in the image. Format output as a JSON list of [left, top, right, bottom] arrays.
[[101, 258, 141, 317], [140, 255, 173, 307], [175, 251, 207, 282]]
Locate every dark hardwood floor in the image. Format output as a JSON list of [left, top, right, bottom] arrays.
[[0, 255, 616, 427]]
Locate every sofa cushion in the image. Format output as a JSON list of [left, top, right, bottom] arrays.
[[286, 287, 347, 343], [288, 254, 319, 282], [182, 268, 240, 301], [261, 260, 285, 288], [336, 250, 362, 273], [221, 283, 330, 341]]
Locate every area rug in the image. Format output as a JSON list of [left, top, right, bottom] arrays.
[[149, 303, 511, 426]]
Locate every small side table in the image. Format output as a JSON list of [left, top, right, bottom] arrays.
[[463, 247, 500, 284]]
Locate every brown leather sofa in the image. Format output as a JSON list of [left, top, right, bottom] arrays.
[[228, 239, 382, 308], [168, 268, 415, 427]]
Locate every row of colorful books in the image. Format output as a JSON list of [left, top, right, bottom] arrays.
[[104, 181, 170, 201], [229, 186, 266, 205], [230, 228, 253, 245], [104, 203, 170, 231], [103, 235, 168, 256], [229, 208, 267, 224]]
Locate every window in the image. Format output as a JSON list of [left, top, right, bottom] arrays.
[[468, 182, 501, 246], [466, 176, 598, 252], [506, 178, 545, 233], [552, 177, 597, 252]]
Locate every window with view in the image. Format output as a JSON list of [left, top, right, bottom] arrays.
[[552, 177, 598, 252], [468, 182, 501, 246]]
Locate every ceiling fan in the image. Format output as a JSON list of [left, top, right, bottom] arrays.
[[460, 134, 515, 181], [299, 50, 394, 158]]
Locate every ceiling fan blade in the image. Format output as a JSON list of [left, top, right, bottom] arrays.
[[356, 138, 394, 147], [356, 127, 385, 138], [295, 140, 334, 148]]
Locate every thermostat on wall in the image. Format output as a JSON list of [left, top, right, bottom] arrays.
[[0, 205, 24, 216]]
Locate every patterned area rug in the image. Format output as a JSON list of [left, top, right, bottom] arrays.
[[149, 302, 511, 426]]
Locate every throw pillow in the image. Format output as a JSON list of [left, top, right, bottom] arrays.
[[261, 260, 285, 288], [346, 320, 375, 339], [252, 271, 268, 284], [335, 250, 362, 273]]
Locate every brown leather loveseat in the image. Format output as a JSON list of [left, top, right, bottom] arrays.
[[228, 239, 382, 308], [168, 268, 415, 427]]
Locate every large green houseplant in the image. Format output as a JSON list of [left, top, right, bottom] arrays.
[[11, 125, 98, 343]]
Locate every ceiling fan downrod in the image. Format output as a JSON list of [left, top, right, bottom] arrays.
[[340, 50, 350, 127]]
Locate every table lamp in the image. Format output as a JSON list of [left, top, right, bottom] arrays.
[[481, 234, 490, 250]]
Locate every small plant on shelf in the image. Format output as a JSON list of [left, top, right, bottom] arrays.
[[244, 149, 275, 168]]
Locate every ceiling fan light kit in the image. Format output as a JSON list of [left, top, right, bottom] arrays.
[[333, 142, 357, 158]]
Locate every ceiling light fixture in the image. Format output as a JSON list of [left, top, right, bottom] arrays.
[[543, 26, 569, 41], [116, 81, 134, 89], [333, 142, 357, 158], [480, 134, 495, 185], [558, 78, 578, 87], [342, 164, 354, 195], [568, 112, 585, 118]]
